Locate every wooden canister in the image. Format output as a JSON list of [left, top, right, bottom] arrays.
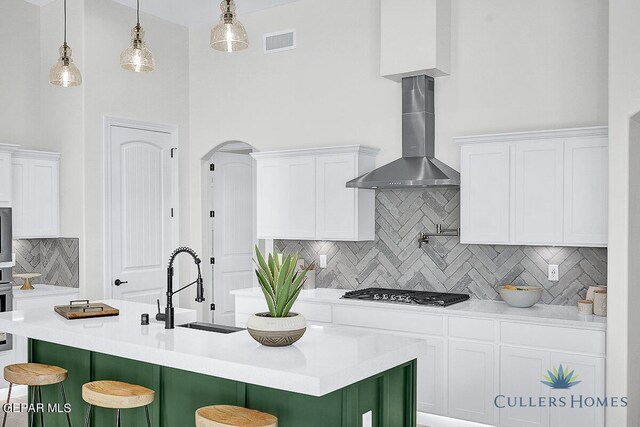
[[593, 289, 607, 316]]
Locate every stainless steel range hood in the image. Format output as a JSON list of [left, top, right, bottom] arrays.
[[347, 75, 460, 189]]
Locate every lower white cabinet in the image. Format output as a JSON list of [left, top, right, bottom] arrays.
[[448, 340, 496, 424], [233, 292, 606, 427]]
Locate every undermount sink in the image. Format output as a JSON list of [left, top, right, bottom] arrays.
[[178, 322, 244, 334]]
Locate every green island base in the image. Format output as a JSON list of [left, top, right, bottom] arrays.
[[27, 339, 417, 426]]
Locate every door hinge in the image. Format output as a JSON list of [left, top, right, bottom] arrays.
[[170, 148, 178, 158], [210, 164, 215, 172], [210, 257, 215, 265], [209, 211, 215, 218], [210, 303, 216, 311]]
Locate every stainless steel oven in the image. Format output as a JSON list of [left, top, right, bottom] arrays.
[[0, 282, 12, 351]]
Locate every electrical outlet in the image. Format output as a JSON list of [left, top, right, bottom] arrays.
[[548, 264, 559, 281], [319, 254, 327, 269], [362, 411, 372, 427]]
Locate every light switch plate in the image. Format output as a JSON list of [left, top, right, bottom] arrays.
[[548, 264, 559, 281]]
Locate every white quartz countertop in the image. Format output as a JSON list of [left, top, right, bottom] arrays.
[[0, 299, 425, 396], [13, 284, 79, 299], [232, 288, 607, 330]]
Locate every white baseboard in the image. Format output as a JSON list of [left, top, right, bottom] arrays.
[[0, 385, 28, 400], [417, 412, 496, 427]]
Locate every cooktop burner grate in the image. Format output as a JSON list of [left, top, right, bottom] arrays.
[[341, 287, 470, 307]]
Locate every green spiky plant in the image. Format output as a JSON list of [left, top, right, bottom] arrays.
[[254, 246, 312, 318]]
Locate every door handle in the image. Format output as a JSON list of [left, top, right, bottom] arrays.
[[114, 279, 128, 286]]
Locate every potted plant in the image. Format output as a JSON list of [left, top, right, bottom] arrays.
[[248, 246, 311, 347]]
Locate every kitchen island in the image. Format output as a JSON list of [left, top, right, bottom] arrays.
[[0, 300, 423, 426]]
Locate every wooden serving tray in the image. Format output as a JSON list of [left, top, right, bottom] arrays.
[[54, 300, 120, 320]]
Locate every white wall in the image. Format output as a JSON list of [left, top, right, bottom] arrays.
[[609, 0, 640, 425], [0, 0, 41, 146]]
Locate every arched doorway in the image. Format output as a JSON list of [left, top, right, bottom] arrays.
[[202, 141, 257, 326]]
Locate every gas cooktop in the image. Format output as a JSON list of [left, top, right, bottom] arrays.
[[341, 288, 470, 307]]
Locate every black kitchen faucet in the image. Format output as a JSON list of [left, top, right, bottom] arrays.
[[156, 247, 205, 329]]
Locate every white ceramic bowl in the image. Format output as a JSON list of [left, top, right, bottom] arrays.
[[499, 286, 543, 308]]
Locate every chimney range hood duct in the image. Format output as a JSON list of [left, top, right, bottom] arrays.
[[346, 75, 460, 189]]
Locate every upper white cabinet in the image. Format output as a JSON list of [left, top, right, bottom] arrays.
[[12, 150, 60, 239], [253, 146, 378, 241], [380, 0, 451, 80], [460, 143, 510, 244], [457, 127, 608, 247], [0, 145, 19, 207]]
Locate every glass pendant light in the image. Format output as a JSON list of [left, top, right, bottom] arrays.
[[120, 0, 155, 72], [211, 0, 249, 52], [49, 0, 82, 87]]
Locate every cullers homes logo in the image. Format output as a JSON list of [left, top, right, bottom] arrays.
[[494, 365, 628, 409]]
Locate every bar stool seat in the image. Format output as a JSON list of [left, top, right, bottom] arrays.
[[83, 380, 155, 409], [4, 363, 67, 386], [196, 405, 278, 427]]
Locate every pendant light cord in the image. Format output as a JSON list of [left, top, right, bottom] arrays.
[[137, 0, 140, 26], [63, 0, 67, 44]]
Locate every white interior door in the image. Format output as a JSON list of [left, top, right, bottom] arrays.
[[210, 152, 255, 326], [109, 125, 175, 304]]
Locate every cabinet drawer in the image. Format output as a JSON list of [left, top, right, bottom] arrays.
[[234, 297, 332, 323], [449, 317, 495, 341], [333, 305, 444, 336], [501, 322, 605, 355]]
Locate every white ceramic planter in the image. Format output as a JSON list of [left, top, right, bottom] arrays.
[[247, 313, 307, 347]]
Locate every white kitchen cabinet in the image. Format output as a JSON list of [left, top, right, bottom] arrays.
[[563, 137, 608, 245], [500, 346, 550, 427], [417, 336, 445, 415], [12, 150, 60, 239], [460, 143, 511, 244], [380, 0, 450, 80], [253, 146, 378, 241], [0, 152, 12, 208], [514, 140, 564, 245], [457, 127, 608, 247], [448, 339, 496, 425], [548, 352, 605, 427]]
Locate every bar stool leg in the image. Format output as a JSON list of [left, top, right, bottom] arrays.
[[29, 386, 37, 427], [1, 382, 12, 427], [59, 382, 72, 427], [144, 405, 151, 427], [83, 405, 92, 427], [115, 408, 120, 427], [37, 386, 45, 427]]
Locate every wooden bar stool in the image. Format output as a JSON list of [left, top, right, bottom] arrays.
[[82, 380, 154, 427], [195, 405, 277, 427], [2, 363, 72, 427]]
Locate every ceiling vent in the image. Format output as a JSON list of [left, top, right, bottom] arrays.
[[264, 30, 296, 53]]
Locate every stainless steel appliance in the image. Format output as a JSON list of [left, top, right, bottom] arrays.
[[342, 287, 470, 307], [346, 75, 460, 189], [0, 208, 13, 351]]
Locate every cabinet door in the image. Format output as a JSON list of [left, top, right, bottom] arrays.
[[316, 154, 357, 240], [448, 340, 495, 425], [563, 137, 608, 246], [256, 159, 288, 239], [417, 336, 445, 416], [285, 157, 316, 239], [549, 353, 605, 427], [11, 158, 27, 237], [514, 140, 564, 244], [29, 159, 59, 237], [0, 152, 12, 206], [460, 143, 511, 244], [499, 346, 550, 427]]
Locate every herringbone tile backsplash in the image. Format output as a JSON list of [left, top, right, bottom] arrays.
[[276, 189, 607, 306], [12, 239, 79, 288]]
